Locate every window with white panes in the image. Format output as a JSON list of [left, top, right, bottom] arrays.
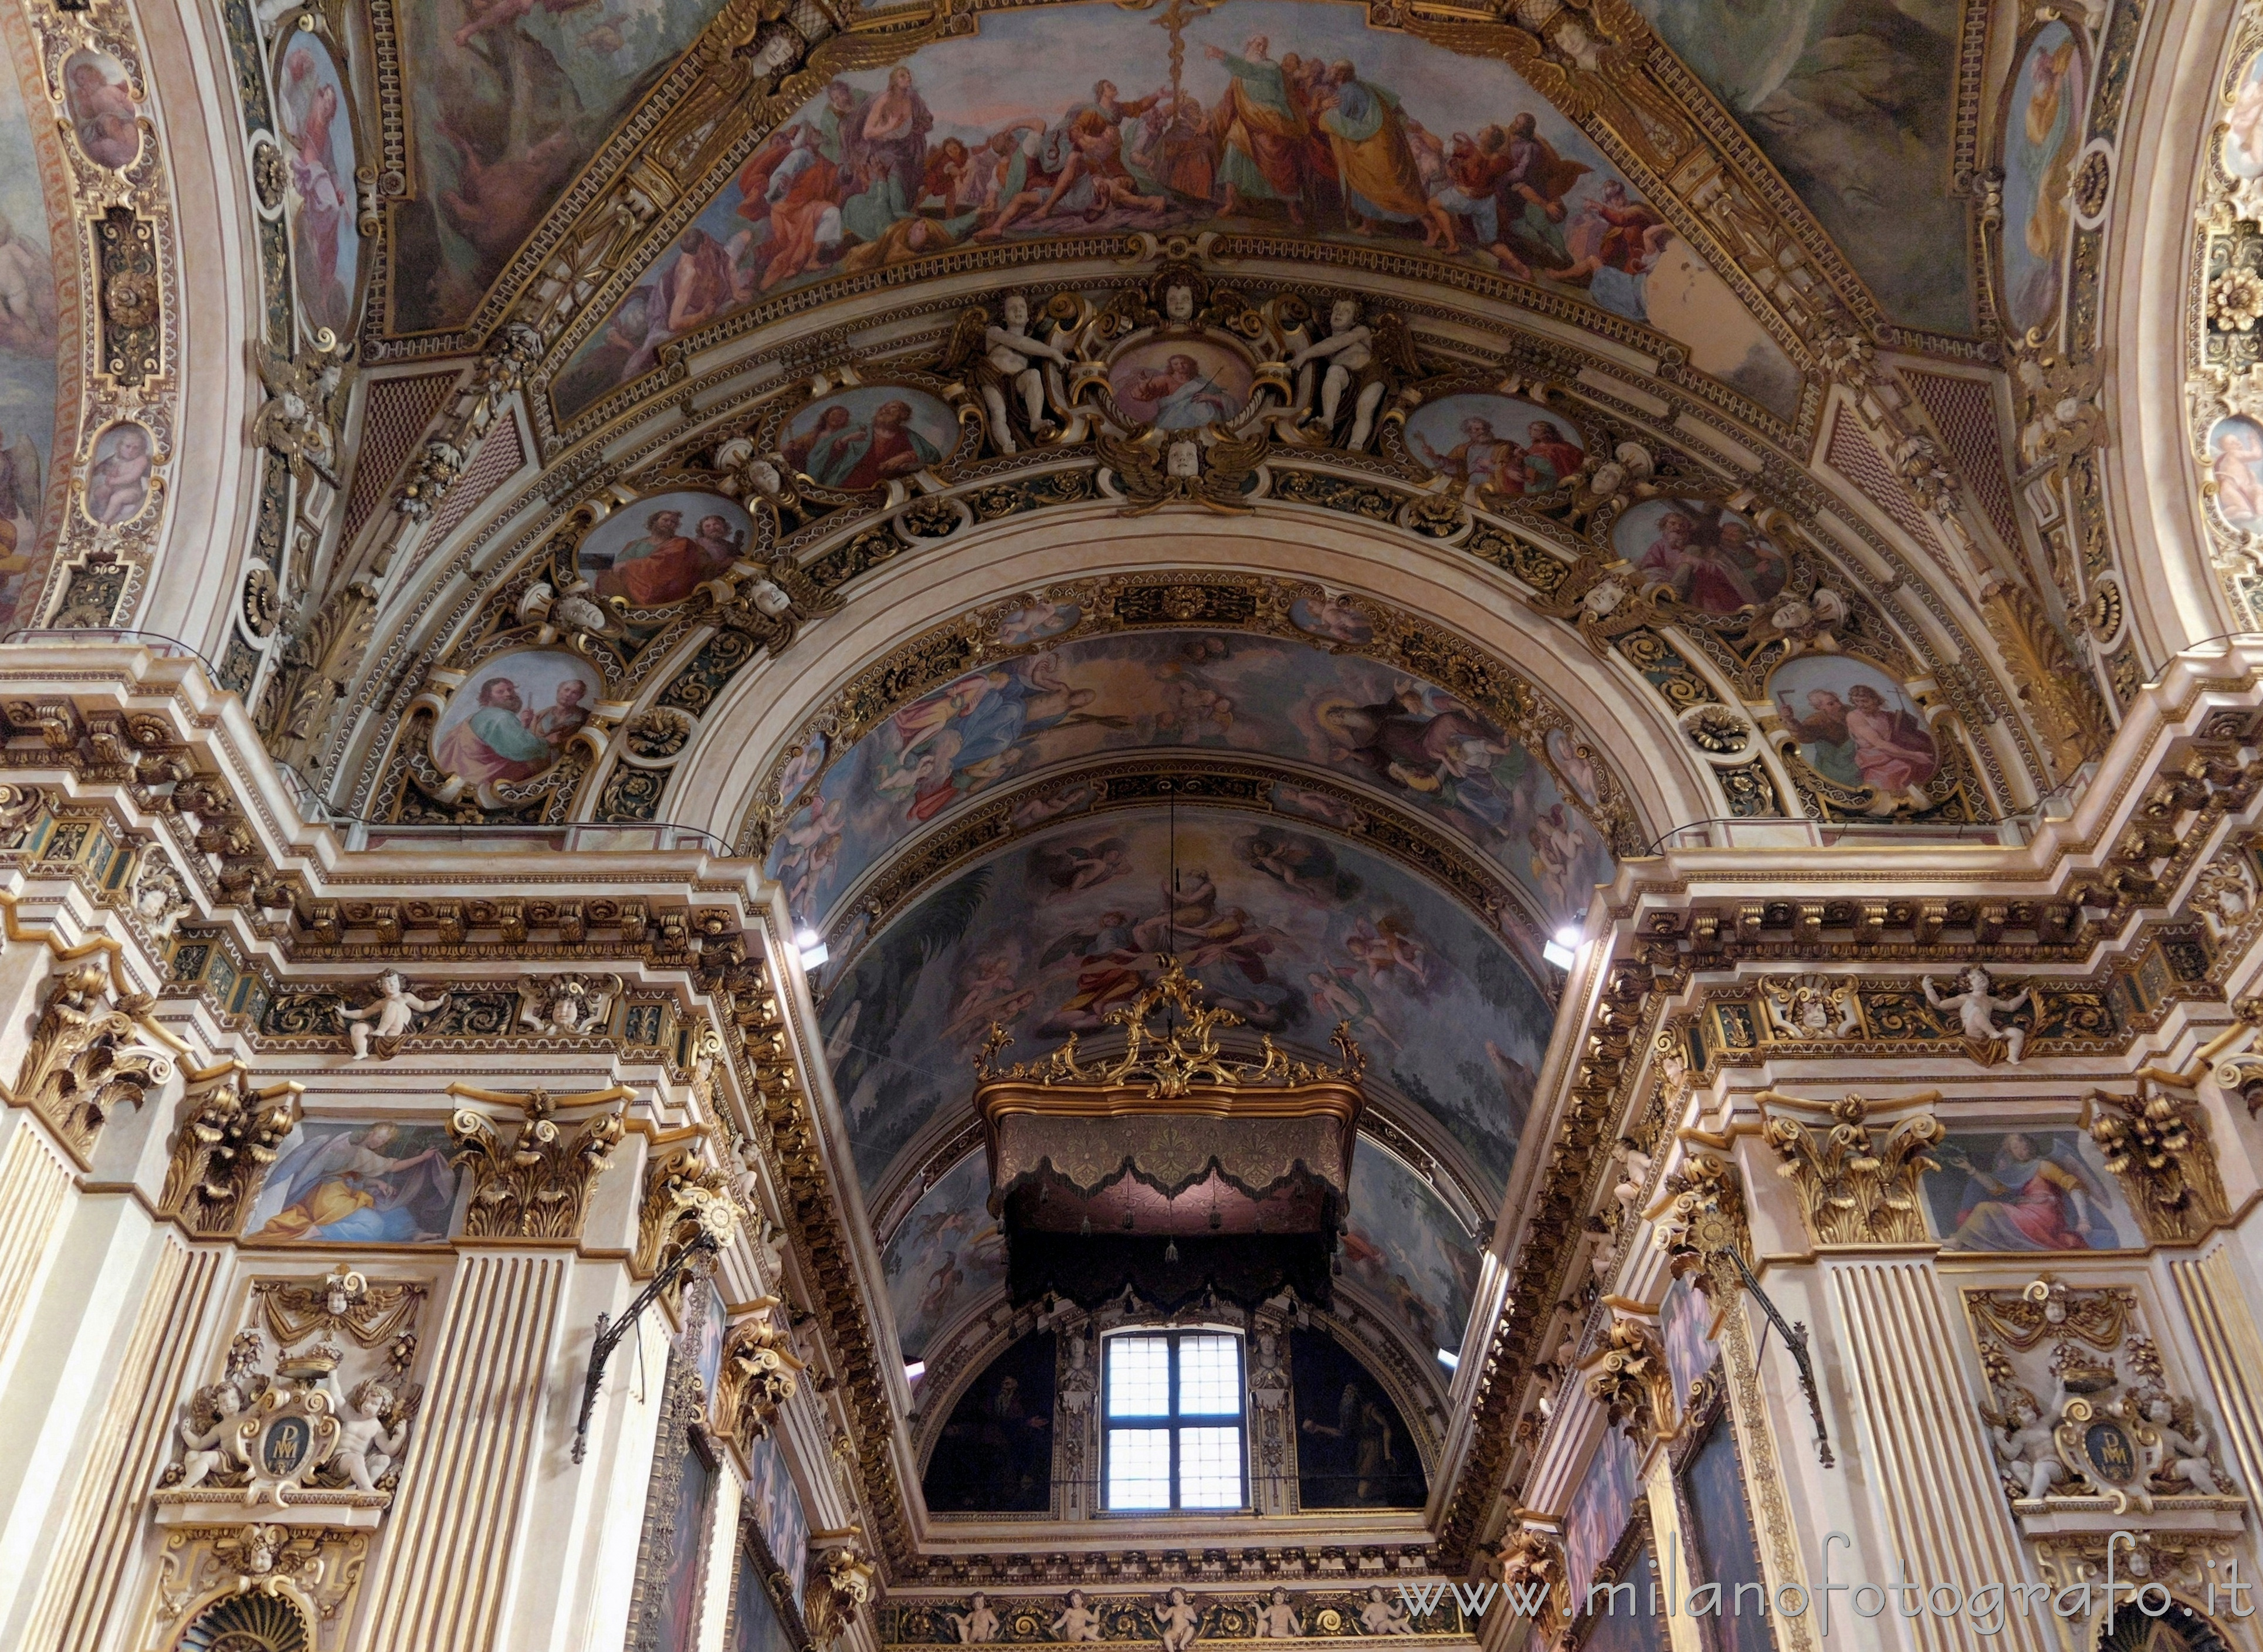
[[1102, 1329, 1246, 1512]]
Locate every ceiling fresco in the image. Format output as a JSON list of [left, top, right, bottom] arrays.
[[1633, 0, 1974, 336], [391, 0, 729, 333], [0, 49, 59, 625], [547, 0, 1802, 422], [768, 625, 1617, 937], [820, 807, 1551, 1203]]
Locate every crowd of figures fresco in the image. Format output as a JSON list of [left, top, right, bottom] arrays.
[[1920, 1126, 2141, 1251], [820, 809, 1550, 1201], [554, 0, 1798, 418], [0, 60, 56, 625], [1631, 0, 1971, 336], [768, 628, 1614, 936], [396, 0, 724, 331], [883, 1152, 1007, 1361]]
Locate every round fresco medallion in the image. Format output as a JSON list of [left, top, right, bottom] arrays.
[[2208, 416, 2263, 534], [781, 385, 957, 486], [1288, 593, 1374, 645], [1615, 497, 1788, 615], [2000, 23, 2084, 337], [1404, 392, 1584, 496], [431, 650, 602, 787], [62, 51, 140, 170], [273, 31, 358, 342], [2228, 53, 2263, 179], [1107, 338, 1251, 429], [577, 491, 751, 608], [1768, 655, 1938, 795], [995, 597, 1082, 645], [83, 422, 154, 526]]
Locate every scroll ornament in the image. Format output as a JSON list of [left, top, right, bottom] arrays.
[[636, 1144, 739, 1275], [9, 958, 173, 1159], [447, 1087, 626, 1240], [711, 1296, 804, 1444], [2081, 1086, 2231, 1243], [1757, 1090, 1943, 1246], [157, 1074, 304, 1237], [1583, 1317, 1677, 1444], [804, 1537, 878, 1650]]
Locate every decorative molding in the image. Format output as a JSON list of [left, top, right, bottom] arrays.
[[4, 955, 173, 1160], [2080, 1085, 2233, 1243]]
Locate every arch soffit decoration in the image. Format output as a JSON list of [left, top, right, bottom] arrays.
[[338, 320, 2050, 844]]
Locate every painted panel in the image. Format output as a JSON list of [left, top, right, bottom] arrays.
[[1630, 0, 1973, 335], [1289, 1328, 1424, 1508], [554, 0, 1798, 419], [0, 52, 58, 624], [1658, 1277, 1717, 1404], [2000, 24, 2082, 338], [1921, 1125, 2141, 1251], [745, 1425, 809, 1603], [923, 1331, 1058, 1512], [884, 1151, 1007, 1361], [1341, 1148, 1478, 1357], [770, 629, 1614, 935], [1679, 1420, 1776, 1652], [392, 0, 729, 332], [277, 33, 361, 340], [242, 1119, 462, 1243], [1563, 1424, 1640, 1611]]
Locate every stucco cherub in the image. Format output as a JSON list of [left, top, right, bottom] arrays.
[[947, 1593, 1000, 1643], [342, 971, 441, 1060], [175, 1379, 248, 1491], [1359, 1587, 1412, 1635], [1923, 967, 2030, 1064], [1156, 1588, 1201, 1652], [1987, 1393, 2069, 1501], [334, 1379, 411, 1492], [1255, 1588, 1302, 1638], [1053, 1589, 1103, 1643]]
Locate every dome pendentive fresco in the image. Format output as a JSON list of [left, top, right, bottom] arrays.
[[11, 0, 2263, 1643]]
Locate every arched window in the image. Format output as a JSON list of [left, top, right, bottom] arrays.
[[1103, 1328, 1245, 1512]]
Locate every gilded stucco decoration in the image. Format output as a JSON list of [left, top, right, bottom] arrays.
[[2190, 6, 2263, 624], [157, 1072, 307, 1237], [1966, 1278, 2245, 1524], [2079, 1083, 2234, 1243], [1756, 1089, 1945, 1247], [445, 1083, 629, 1240], [4, 953, 173, 1160]]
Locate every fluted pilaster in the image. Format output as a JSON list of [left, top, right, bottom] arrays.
[[358, 1250, 568, 1651], [1828, 1260, 2048, 1652], [0, 1122, 72, 1378], [19, 1238, 220, 1652], [2169, 1246, 2263, 1501]]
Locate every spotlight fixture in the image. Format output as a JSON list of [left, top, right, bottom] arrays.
[[903, 1360, 926, 1383], [1435, 1347, 1461, 1370], [792, 927, 829, 970], [1542, 924, 1582, 969]]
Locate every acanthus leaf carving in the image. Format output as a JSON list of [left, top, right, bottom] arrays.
[[1756, 1089, 1943, 1246], [157, 1072, 303, 1236], [446, 1085, 627, 1241], [8, 956, 174, 1159], [2081, 1084, 2232, 1243]]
